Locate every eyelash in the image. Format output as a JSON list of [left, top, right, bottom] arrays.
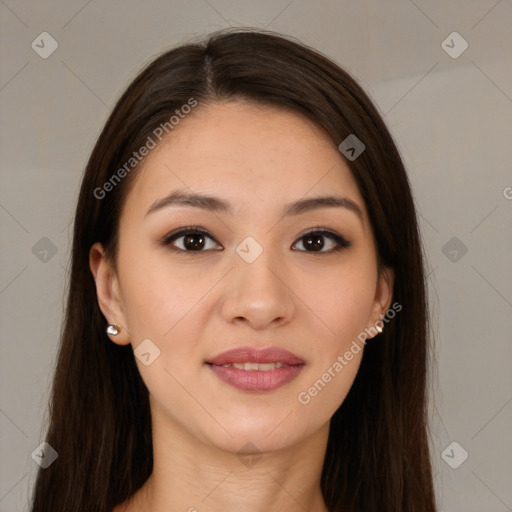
[[159, 225, 351, 255]]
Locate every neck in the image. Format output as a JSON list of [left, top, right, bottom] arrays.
[[121, 412, 331, 512]]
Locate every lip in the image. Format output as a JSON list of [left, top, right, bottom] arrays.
[[206, 346, 305, 392], [207, 346, 304, 366]]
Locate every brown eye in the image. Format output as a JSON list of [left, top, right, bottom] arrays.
[[301, 233, 326, 251], [161, 227, 222, 252], [292, 229, 351, 253], [181, 233, 206, 250]]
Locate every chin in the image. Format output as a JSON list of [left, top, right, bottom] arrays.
[[209, 428, 299, 457], [202, 411, 314, 454]]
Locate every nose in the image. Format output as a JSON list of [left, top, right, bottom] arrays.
[[220, 245, 295, 331]]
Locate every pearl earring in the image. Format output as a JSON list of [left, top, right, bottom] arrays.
[[106, 324, 121, 336]]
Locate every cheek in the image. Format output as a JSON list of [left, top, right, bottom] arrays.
[[294, 274, 373, 420], [307, 266, 377, 349], [118, 249, 213, 342]]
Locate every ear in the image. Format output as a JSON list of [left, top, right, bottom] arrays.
[[368, 266, 394, 338], [89, 242, 131, 346]]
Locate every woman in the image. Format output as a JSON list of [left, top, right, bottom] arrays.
[[31, 28, 437, 511]]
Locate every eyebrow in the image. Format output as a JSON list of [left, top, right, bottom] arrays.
[[145, 189, 364, 222]]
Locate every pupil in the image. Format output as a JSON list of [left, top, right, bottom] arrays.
[[305, 235, 324, 251], [181, 234, 326, 251], [184, 234, 204, 250]]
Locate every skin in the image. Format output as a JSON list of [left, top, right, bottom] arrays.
[[90, 100, 394, 512]]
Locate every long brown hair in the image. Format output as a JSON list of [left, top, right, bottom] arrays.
[[31, 28, 437, 511]]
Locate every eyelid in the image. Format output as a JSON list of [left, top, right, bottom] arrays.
[[160, 225, 351, 253], [293, 226, 351, 251], [161, 225, 222, 248]]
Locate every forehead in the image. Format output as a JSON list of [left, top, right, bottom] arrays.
[[123, 101, 365, 219]]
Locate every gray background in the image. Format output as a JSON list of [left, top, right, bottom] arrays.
[[1, 1, 511, 510]]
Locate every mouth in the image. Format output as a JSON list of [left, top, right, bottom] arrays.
[[205, 346, 305, 392]]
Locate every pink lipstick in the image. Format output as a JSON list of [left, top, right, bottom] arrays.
[[206, 346, 305, 392]]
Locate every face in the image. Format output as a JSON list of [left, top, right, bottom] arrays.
[[90, 101, 393, 455]]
